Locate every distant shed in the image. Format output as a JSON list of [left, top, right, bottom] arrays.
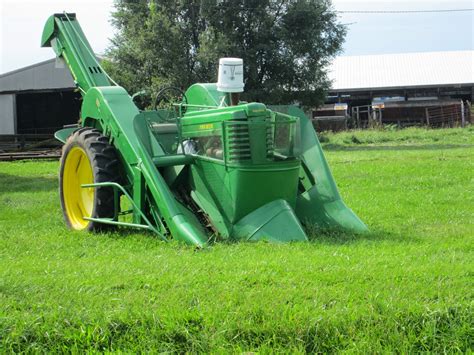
[[328, 50, 474, 103], [323, 50, 474, 128], [0, 58, 80, 135]]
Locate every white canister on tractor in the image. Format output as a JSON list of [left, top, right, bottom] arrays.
[[216, 58, 244, 93]]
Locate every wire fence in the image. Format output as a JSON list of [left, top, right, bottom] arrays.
[[425, 103, 468, 127]]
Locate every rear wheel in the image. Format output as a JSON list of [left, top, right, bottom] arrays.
[[59, 128, 120, 231]]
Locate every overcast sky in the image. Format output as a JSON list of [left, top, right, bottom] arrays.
[[0, 0, 472, 74]]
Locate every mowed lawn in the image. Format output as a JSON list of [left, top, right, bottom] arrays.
[[0, 128, 473, 352]]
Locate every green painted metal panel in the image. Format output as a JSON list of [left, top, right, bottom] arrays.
[[41, 13, 110, 93], [188, 158, 301, 238], [54, 127, 77, 143], [270, 105, 368, 233], [232, 199, 307, 242]]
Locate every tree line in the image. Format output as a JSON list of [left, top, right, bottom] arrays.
[[104, 0, 346, 108]]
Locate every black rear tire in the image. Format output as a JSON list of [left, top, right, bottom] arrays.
[[59, 127, 121, 231]]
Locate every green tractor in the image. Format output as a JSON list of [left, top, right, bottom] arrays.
[[42, 13, 367, 247]]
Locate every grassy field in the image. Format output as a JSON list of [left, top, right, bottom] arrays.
[[0, 127, 473, 352]]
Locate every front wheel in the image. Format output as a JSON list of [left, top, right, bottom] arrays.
[[59, 128, 121, 231]]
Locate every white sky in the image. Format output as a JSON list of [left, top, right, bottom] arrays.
[[0, 0, 473, 74], [0, 0, 115, 74]]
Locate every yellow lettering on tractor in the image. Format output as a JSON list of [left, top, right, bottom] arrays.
[[199, 123, 214, 130]]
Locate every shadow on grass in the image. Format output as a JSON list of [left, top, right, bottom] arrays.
[[91, 225, 414, 247], [0, 173, 57, 194], [305, 225, 417, 245], [322, 143, 473, 152]]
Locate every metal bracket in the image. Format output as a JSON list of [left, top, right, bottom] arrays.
[[81, 181, 168, 241]]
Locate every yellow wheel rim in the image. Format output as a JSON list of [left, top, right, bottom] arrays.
[[63, 146, 95, 230]]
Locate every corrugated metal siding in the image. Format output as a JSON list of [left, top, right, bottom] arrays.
[[0, 95, 16, 134], [329, 50, 474, 91], [0, 59, 75, 93]]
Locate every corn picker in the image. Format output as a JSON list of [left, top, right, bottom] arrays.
[[42, 13, 367, 247]]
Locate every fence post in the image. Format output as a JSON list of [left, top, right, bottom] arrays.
[[356, 107, 360, 128], [460, 100, 465, 127], [425, 108, 430, 126]]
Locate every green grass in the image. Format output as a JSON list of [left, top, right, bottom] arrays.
[[0, 127, 473, 353], [319, 125, 474, 147]]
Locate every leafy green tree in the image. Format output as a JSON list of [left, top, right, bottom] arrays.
[[105, 0, 346, 108]]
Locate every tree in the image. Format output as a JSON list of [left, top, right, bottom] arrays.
[[104, 0, 346, 108]]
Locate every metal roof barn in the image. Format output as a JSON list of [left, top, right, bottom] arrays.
[[328, 50, 474, 92], [0, 58, 79, 136], [0, 58, 75, 93]]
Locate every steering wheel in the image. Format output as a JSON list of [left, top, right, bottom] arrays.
[[153, 86, 188, 115]]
